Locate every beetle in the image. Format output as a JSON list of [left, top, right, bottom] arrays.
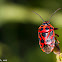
[[33, 8, 61, 54]]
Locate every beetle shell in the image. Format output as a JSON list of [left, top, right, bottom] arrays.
[[38, 21, 55, 54]]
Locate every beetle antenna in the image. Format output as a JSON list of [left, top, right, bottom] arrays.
[[49, 8, 61, 23], [32, 11, 45, 22]]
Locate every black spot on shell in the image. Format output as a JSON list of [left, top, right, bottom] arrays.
[[41, 39, 44, 43], [50, 27, 53, 29], [44, 44, 47, 47], [42, 33, 46, 37], [45, 27, 49, 30], [39, 38, 40, 41], [39, 32, 40, 34], [50, 31, 53, 36], [48, 25, 50, 26], [41, 26, 43, 27], [41, 44, 42, 46], [40, 28, 43, 31], [40, 35, 42, 38]]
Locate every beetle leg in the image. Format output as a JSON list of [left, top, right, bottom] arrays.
[[54, 28, 58, 30], [53, 42, 60, 54], [55, 33, 59, 37], [55, 37, 60, 43]]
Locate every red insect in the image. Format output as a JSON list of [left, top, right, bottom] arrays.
[[33, 8, 61, 54]]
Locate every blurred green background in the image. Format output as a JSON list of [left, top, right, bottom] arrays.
[[0, 0, 62, 62]]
